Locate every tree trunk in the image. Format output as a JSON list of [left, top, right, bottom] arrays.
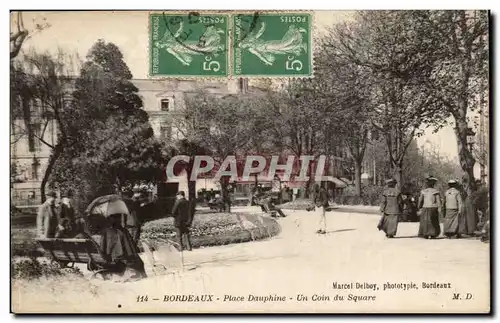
[[393, 164, 403, 190], [220, 177, 231, 213], [305, 159, 315, 198], [455, 119, 477, 196], [353, 159, 362, 196], [40, 142, 63, 203]]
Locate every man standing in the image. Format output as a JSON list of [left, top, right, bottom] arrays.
[[36, 191, 59, 238], [312, 183, 329, 234], [171, 191, 193, 251], [443, 179, 463, 238], [378, 179, 403, 238], [59, 189, 76, 232]]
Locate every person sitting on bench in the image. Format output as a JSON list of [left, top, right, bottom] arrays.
[[255, 193, 287, 218], [97, 213, 147, 280], [55, 218, 73, 238]]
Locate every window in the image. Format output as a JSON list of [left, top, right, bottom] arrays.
[[31, 158, 40, 181], [28, 123, 41, 152], [160, 124, 171, 140], [28, 191, 36, 200], [160, 99, 170, 112]]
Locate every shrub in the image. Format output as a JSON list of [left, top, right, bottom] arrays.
[[140, 212, 281, 249], [12, 257, 83, 280], [11, 228, 44, 258], [331, 186, 384, 206], [280, 199, 314, 210]]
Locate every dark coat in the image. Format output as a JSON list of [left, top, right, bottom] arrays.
[[313, 188, 329, 208], [37, 199, 59, 238], [60, 202, 76, 222], [171, 197, 192, 228]]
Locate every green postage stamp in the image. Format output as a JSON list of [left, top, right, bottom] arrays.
[[149, 12, 313, 78], [233, 13, 312, 77], [150, 13, 229, 77]]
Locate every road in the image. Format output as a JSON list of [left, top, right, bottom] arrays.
[[12, 208, 490, 313]]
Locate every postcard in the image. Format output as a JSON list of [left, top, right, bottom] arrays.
[[10, 10, 490, 314]]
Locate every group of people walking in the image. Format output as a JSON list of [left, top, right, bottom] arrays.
[[378, 176, 489, 241]]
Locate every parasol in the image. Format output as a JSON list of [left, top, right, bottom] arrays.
[[85, 194, 130, 218]]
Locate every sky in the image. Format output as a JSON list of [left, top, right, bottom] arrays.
[[13, 11, 462, 161]]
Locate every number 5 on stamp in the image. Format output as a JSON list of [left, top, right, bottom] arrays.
[[149, 12, 229, 77], [233, 13, 313, 77]]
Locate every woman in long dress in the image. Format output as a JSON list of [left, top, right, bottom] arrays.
[[417, 176, 442, 239], [443, 179, 463, 238], [378, 178, 403, 238]]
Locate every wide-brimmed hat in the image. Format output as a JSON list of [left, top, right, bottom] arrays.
[[47, 190, 57, 198], [385, 178, 397, 184], [61, 189, 74, 198], [448, 179, 458, 185], [177, 191, 185, 197], [426, 175, 438, 182]]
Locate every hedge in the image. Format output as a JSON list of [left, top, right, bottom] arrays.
[[12, 228, 44, 258], [140, 212, 281, 250], [279, 199, 315, 211]]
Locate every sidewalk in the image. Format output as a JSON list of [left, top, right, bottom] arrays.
[[13, 209, 490, 313]]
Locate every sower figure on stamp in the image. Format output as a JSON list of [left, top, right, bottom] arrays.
[[171, 191, 193, 251], [417, 176, 442, 239], [377, 178, 403, 238], [312, 183, 329, 234], [443, 179, 463, 239], [36, 190, 59, 238]]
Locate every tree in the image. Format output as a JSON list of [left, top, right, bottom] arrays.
[[180, 91, 267, 212], [266, 81, 325, 196], [10, 12, 51, 59], [51, 39, 162, 209], [334, 10, 488, 195], [312, 35, 374, 196], [421, 11, 488, 195], [10, 50, 79, 202], [332, 11, 449, 187]]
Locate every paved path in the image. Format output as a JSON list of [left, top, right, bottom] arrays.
[[13, 209, 490, 313]]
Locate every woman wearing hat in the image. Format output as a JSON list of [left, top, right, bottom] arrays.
[[378, 178, 403, 238], [417, 176, 442, 239], [443, 179, 463, 238]]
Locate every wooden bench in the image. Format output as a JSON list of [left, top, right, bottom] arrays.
[[36, 238, 114, 279]]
